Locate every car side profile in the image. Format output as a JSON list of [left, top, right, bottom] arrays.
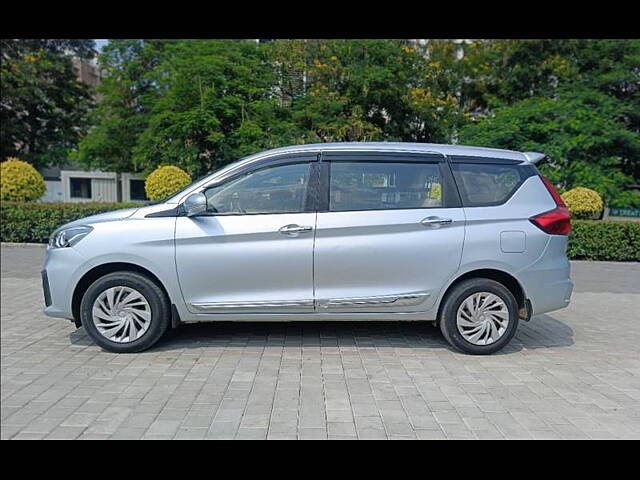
[[42, 142, 573, 354]]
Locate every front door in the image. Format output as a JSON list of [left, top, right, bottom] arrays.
[[314, 152, 465, 313], [175, 159, 316, 314]]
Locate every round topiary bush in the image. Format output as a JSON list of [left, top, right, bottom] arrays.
[[561, 187, 604, 219], [0, 158, 46, 201], [145, 165, 192, 202]]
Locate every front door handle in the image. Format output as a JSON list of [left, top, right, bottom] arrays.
[[279, 224, 313, 236], [421, 216, 453, 228]]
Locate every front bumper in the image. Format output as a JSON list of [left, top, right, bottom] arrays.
[[41, 270, 52, 307], [42, 246, 90, 320]]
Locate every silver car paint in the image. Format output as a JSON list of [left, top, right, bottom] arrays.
[[43, 142, 573, 325], [175, 212, 317, 314], [313, 207, 465, 313]]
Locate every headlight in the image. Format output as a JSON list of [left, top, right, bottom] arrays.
[[49, 226, 93, 249]]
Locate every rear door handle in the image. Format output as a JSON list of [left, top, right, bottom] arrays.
[[421, 216, 453, 228], [279, 224, 313, 236]]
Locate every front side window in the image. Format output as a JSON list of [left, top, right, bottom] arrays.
[[204, 162, 310, 215], [329, 162, 443, 212]]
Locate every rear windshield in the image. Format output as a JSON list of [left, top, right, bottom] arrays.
[[451, 162, 536, 207]]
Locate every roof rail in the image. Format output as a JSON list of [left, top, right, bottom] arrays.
[[522, 152, 547, 164]]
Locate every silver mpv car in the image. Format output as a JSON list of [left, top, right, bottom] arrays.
[[43, 143, 573, 354]]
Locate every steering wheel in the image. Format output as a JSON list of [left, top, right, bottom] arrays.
[[230, 193, 246, 214]]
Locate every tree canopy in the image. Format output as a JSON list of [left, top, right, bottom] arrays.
[[6, 38, 637, 207], [1, 39, 96, 168]]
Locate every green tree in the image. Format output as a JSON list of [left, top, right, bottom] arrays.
[[131, 40, 304, 176], [459, 88, 640, 208], [72, 39, 169, 173], [0, 39, 95, 168], [269, 39, 465, 143]]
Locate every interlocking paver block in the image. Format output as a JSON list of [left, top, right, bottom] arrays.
[[2, 245, 640, 440]]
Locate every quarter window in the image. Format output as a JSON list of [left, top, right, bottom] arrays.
[[451, 163, 533, 207], [204, 162, 310, 215], [329, 162, 443, 212]]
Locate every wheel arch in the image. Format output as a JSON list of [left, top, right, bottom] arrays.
[[436, 268, 529, 324], [71, 262, 172, 327]]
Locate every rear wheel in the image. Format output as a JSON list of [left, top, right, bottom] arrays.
[[439, 278, 519, 355], [80, 271, 170, 353]]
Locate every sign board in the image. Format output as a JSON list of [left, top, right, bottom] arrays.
[[609, 208, 640, 218]]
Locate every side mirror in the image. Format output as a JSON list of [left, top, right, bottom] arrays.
[[183, 192, 207, 217]]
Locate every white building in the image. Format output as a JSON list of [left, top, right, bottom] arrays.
[[40, 166, 147, 203]]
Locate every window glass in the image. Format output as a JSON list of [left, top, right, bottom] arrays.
[[329, 162, 443, 211], [451, 163, 529, 207], [204, 162, 310, 215], [70, 178, 91, 199], [130, 179, 147, 201]]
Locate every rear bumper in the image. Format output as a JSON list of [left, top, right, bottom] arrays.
[[527, 277, 573, 316], [518, 235, 573, 316]]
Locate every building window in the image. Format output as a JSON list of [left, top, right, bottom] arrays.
[[70, 178, 92, 199], [130, 179, 147, 201]]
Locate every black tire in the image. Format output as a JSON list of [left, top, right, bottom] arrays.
[[439, 278, 519, 355], [80, 271, 170, 353]]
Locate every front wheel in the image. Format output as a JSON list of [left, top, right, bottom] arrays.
[[80, 271, 170, 353], [439, 278, 519, 355]]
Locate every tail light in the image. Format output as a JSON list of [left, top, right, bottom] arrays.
[[530, 176, 571, 235]]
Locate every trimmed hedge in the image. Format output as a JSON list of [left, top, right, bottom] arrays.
[[1, 158, 46, 201], [145, 165, 191, 201], [1, 203, 639, 262], [562, 187, 604, 220], [1, 201, 140, 244], [568, 220, 640, 261]]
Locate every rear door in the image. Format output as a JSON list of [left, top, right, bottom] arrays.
[[313, 151, 466, 313]]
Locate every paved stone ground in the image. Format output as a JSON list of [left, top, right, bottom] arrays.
[[2, 244, 639, 440]]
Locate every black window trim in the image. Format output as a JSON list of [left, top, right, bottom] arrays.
[[448, 155, 524, 165]]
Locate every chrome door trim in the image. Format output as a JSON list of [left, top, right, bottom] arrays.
[[316, 292, 430, 310], [190, 299, 314, 312]]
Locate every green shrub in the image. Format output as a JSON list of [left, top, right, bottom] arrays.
[[568, 220, 640, 261], [562, 187, 604, 219], [3, 203, 639, 262], [0, 158, 46, 201], [145, 166, 191, 201], [1, 201, 139, 243]]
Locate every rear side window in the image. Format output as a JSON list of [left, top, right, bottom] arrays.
[[451, 162, 534, 207], [329, 162, 444, 212]]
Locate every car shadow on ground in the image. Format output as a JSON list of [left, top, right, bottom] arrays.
[[68, 314, 574, 355]]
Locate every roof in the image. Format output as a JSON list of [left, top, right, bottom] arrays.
[[242, 142, 534, 163]]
